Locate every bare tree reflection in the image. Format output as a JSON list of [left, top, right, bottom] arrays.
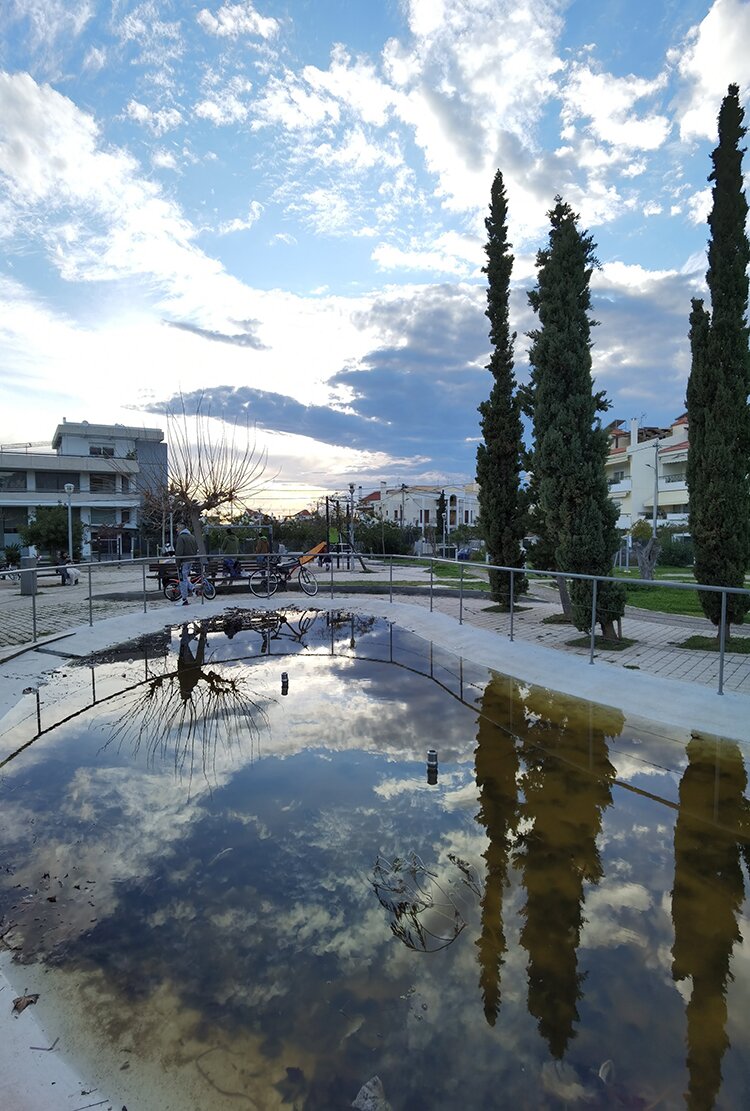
[[101, 620, 269, 793], [370, 853, 480, 953], [473, 676, 521, 1027], [671, 736, 749, 1111], [514, 692, 621, 1059]]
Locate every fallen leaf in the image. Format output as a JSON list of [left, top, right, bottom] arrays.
[[12, 993, 39, 1014]]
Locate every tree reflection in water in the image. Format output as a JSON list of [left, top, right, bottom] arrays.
[[671, 735, 750, 1111], [473, 676, 520, 1027], [102, 618, 269, 792], [512, 689, 621, 1059]]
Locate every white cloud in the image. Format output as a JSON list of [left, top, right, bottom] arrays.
[[217, 201, 263, 235], [673, 0, 750, 141], [125, 100, 183, 135], [372, 230, 482, 277], [560, 64, 670, 151], [686, 187, 712, 225], [197, 1, 279, 40]]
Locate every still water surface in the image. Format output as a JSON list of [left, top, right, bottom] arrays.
[[1, 609, 749, 1110]]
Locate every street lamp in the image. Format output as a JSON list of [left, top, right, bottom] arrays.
[[64, 482, 75, 559]]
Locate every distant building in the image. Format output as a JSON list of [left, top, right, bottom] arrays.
[[362, 482, 480, 533], [0, 419, 167, 558], [605, 414, 689, 532]]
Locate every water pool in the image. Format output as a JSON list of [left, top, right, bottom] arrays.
[[1, 608, 749, 1110]]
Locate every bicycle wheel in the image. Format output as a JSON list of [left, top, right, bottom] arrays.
[[202, 578, 216, 601], [164, 580, 181, 602], [299, 567, 318, 596], [249, 569, 279, 598]]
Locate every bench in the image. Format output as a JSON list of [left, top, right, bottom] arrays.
[[147, 556, 265, 590]]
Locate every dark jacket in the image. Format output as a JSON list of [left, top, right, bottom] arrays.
[[175, 529, 199, 565]]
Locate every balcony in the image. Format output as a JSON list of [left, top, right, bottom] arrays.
[[662, 473, 686, 486], [607, 478, 631, 494]]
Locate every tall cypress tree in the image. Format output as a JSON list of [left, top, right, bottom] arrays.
[[686, 84, 750, 637], [526, 198, 625, 638], [476, 170, 527, 607]]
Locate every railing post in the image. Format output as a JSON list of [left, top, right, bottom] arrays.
[[459, 563, 464, 625], [142, 561, 147, 613], [589, 577, 598, 664], [88, 563, 93, 627], [509, 570, 514, 642], [329, 550, 334, 599], [430, 559, 434, 612], [389, 556, 393, 604], [718, 590, 727, 696], [31, 570, 37, 643]]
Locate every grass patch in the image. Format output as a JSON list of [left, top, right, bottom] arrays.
[[673, 635, 750, 653], [541, 613, 574, 625], [623, 586, 705, 617], [565, 635, 637, 652]]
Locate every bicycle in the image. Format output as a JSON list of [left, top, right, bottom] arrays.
[[163, 562, 217, 603], [248, 555, 318, 598]]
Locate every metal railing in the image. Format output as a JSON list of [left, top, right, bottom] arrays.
[[1, 553, 748, 695]]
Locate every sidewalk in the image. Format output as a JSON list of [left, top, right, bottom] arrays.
[[1, 560, 748, 694]]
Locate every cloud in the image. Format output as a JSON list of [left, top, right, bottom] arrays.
[[560, 64, 670, 152], [150, 283, 490, 478], [196, 1, 279, 40], [673, 0, 750, 141], [194, 74, 254, 125], [217, 202, 263, 235], [125, 99, 183, 135], [167, 318, 268, 349]]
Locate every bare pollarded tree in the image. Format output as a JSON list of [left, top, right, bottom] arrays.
[[166, 393, 271, 552]]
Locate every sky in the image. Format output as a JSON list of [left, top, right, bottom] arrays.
[[1, 0, 749, 513]]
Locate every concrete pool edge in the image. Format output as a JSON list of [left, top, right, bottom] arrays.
[[0, 594, 747, 1107], [0, 595, 746, 745]]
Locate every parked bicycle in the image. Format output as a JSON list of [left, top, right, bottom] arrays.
[[248, 554, 318, 598], [163, 562, 217, 602]]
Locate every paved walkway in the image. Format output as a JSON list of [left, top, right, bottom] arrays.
[[1, 560, 748, 694]]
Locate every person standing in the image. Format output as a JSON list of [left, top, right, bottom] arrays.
[[255, 532, 270, 569], [174, 523, 199, 606], [221, 527, 242, 579]]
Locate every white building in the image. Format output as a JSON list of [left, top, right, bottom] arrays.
[[605, 414, 690, 532], [361, 482, 480, 533], [0, 420, 167, 559]]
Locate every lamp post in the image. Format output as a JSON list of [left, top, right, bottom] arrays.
[[64, 483, 75, 560]]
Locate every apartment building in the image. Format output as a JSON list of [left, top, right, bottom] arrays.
[[0, 419, 167, 558], [361, 482, 480, 532], [605, 415, 690, 532]]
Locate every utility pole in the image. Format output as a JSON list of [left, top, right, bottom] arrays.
[[348, 483, 355, 568], [651, 437, 659, 539], [400, 483, 406, 528]]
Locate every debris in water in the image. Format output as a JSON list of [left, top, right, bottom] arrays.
[[599, 1059, 615, 1085], [352, 1075, 392, 1111], [12, 993, 39, 1014]]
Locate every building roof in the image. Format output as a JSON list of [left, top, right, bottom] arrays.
[[659, 440, 690, 454], [52, 421, 165, 449]]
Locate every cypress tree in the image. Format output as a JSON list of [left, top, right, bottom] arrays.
[[476, 170, 527, 606], [686, 84, 750, 637], [526, 198, 625, 638]]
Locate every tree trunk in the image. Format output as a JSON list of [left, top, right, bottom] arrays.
[[632, 538, 660, 580], [599, 618, 619, 640], [556, 575, 573, 619], [189, 506, 207, 557]]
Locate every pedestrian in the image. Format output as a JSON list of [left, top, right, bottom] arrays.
[[57, 550, 70, 586], [255, 532, 270, 569], [221, 528, 242, 579], [174, 522, 199, 606]]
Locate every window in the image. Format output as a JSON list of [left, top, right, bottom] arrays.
[[89, 508, 116, 525], [89, 445, 115, 457], [121, 510, 131, 524], [35, 472, 79, 492], [121, 477, 131, 494], [424, 508, 430, 523], [90, 474, 116, 493], [464, 510, 469, 524], [0, 470, 27, 490]]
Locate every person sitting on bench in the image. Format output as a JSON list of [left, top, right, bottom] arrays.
[[221, 528, 242, 579]]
